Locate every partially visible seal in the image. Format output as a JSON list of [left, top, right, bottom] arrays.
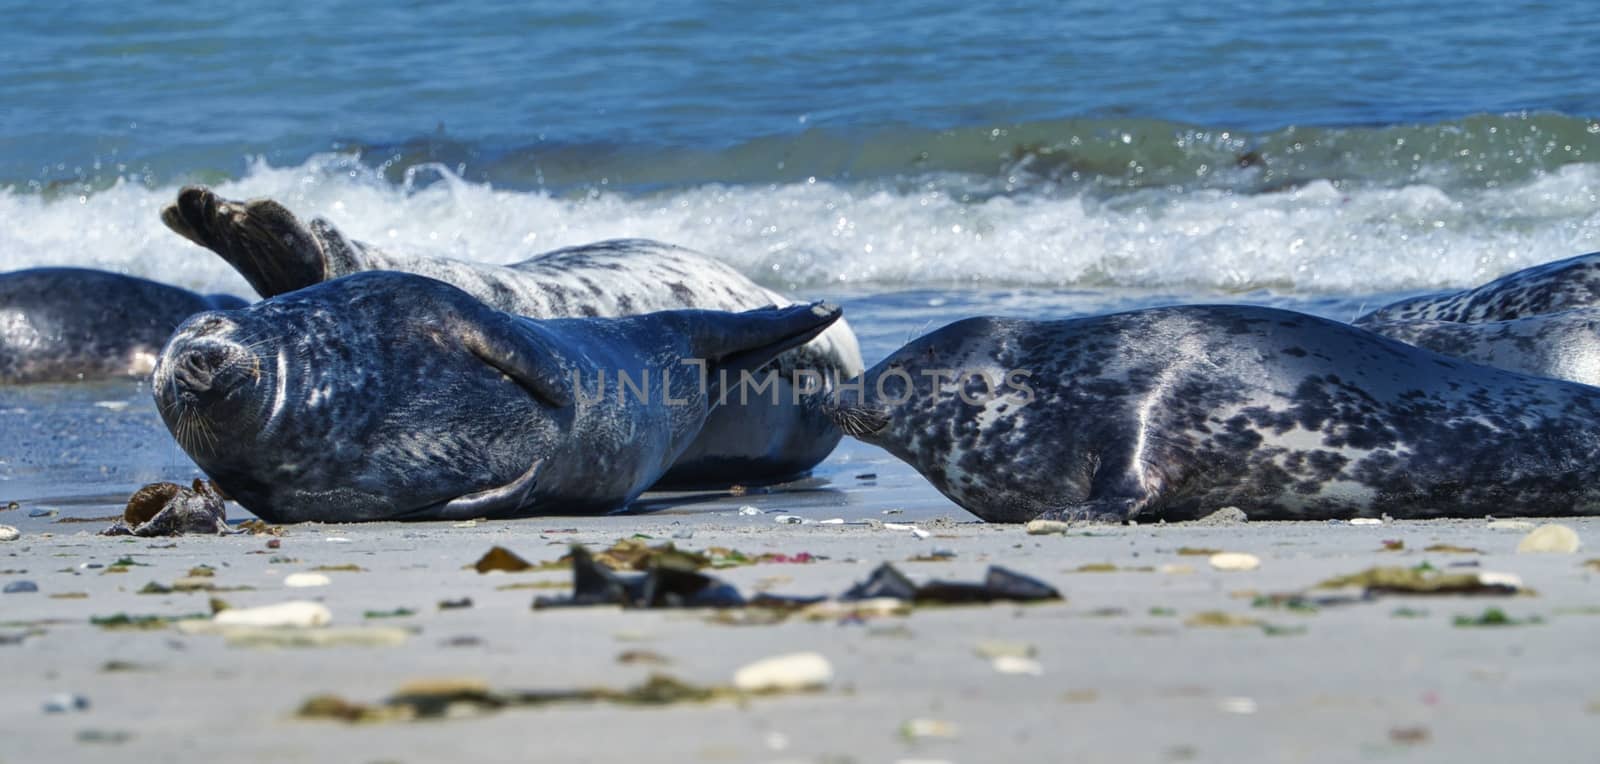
[[1355, 251, 1600, 323], [825, 305, 1600, 523], [1357, 308, 1600, 386], [0, 267, 246, 385], [160, 187, 863, 487], [152, 271, 841, 523]]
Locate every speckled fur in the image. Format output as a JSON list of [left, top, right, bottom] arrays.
[[1355, 251, 1600, 323], [829, 305, 1600, 523], [1358, 308, 1600, 386], [152, 271, 840, 523], [162, 187, 863, 486], [0, 268, 245, 385]]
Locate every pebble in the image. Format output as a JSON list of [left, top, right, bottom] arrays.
[[283, 572, 332, 588], [990, 655, 1045, 675], [883, 522, 931, 539], [1516, 524, 1581, 554], [42, 693, 89, 713], [211, 601, 332, 628], [0, 525, 18, 542], [773, 515, 805, 524], [817, 518, 846, 525], [737, 505, 762, 516], [3, 580, 38, 594], [323, 537, 352, 543], [1208, 552, 1261, 571], [1025, 519, 1071, 535], [731, 651, 834, 693], [1348, 517, 1383, 526]]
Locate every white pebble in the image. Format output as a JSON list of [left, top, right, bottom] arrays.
[[213, 601, 331, 628], [1208, 552, 1261, 571], [773, 515, 805, 524], [990, 655, 1044, 675], [732, 651, 833, 692], [323, 537, 352, 543], [283, 572, 332, 588], [737, 505, 762, 516], [1025, 519, 1070, 535], [1348, 517, 1383, 526], [0, 525, 18, 542], [884, 522, 931, 537], [1516, 523, 1582, 554], [817, 518, 846, 525]]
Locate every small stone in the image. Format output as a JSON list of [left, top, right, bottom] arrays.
[[990, 655, 1045, 675], [817, 518, 846, 525], [211, 601, 331, 628], [737, 505, 762, 516], [773, 515, 805, 524], [1025, 519, 1071, 535], [0, 525, 18, 542], [1208, 552, 1261, 571], [27, 508, 55, 518], [731, 651, 833, 693], [1516, 524, 1581, 554], [1348, 517, 1383, 526], [283, 572, 332, 588], [4, 580, 38, 594], [266, 539, 281, 549], [323, 537, 352, 543], [42, 693, 89, 713]]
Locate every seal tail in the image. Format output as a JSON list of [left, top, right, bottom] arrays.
[[160, 186, 335, 298]]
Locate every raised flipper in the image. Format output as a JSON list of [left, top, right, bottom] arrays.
[[433, 459, 544, 520], [690, 302, 844, 380], [161, 186, 334, 297]]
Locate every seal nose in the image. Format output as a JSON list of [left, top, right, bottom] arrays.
[[173, 348, 222, 395]]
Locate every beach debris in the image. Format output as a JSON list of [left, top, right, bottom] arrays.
[[1208, 552, 1261, 571], [0, 524, 18, 541], [1312, 566, 1523, 597], [296, 669, 811, 724], [1423, 543, 1483, 554], [990, 655, 1045, 675], [1175, 547, 1221, 556], [27, 507, 54, 518], [617, 649, 671, 666], [101, 480, 230, 537], [973, 640, 1036, 659], [900, 718, 959, 741], [1025, 519, 1071, 535], [4, 580, 38, 594], [90, 612, 208, 631], [817, 517, 845, 525], [438, 597, 473, 610], [1196, 506, 1248, 525], [283, 572, 332, 588], [471, 546, 539, 573], [1486, 519, 1536, 531], [532, 546, 750, 609], [42, 693, 90, 714], [210, 601, 332, 629], [731, 652, 833, 693], [1348, 517, 1383, 526], [882, 522, 931, 539], [737, 506, 762, 516], [841, 562, 1062, 604], [1516, 524, 1581, 554], [311, 564, 364, 572], [211, 627, 410, 649], [1585, 559, 1600, 572], [1184, 611, 1261, 628], [1453, 607, 1542, 628], [364, 608, 416, 619], [773, 515, 805, 524]]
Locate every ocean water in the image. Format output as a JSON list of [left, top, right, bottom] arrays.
[[3, 0, 1599, 517]]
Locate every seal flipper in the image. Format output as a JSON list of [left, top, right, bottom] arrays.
[[432, 459, 544, 520], [1034, 497, 1145, 524], [691, 302, 844, 380], [456, 314, 580, 408], [160, 186, 332, 298]]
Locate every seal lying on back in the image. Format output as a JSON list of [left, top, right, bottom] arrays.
[[152, 271, 841, 523], [1355, 251, 1600, 323], [1356, 309, 1600, 386], [825, 305, 1600, 523], [160, 186, 862, 487], [0, 267, 245, 385]]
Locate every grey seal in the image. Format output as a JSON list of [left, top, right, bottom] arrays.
[[0, 267, 245, 385], [152, 270, 841, 523], [1355, 251, 1600, 323], [160, 186, 863, 487], [1356, 308, 1600, 386], [824, 304, 1600, 523]]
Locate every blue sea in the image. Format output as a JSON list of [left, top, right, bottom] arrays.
[[3, 0, 1600, 515]]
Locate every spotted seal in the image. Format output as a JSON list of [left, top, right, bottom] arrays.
[[160, 186, 862, 487], [825, 304, 1600, 523], [1355, 251, 1600, 323], [152, 270, 841, 523], [0, 267, 246, 385], [1356, 308, 1600, 386]]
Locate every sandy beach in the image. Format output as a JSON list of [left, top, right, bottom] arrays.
[[2, 492, 1597, 763]]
